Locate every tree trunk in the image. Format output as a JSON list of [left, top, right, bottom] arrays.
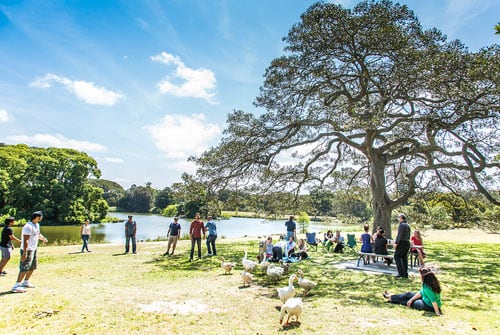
[[370, 154, 394, 238]]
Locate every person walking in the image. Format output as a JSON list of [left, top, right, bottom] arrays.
[[0, 217, 22, 276], [125, 215, 137, 254], [80, 219, 92, 252], [204, 216, 217, 256], [163, 217, 181, 256], [285, 215, 296, 241], [394, 213, 411, 279], [189, 213, 205, 261], [12, 211, 48, 293]]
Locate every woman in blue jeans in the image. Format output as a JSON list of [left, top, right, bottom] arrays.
[[382, 267, 443, 316]]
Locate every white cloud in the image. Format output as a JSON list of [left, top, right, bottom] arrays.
[[30, 74, 124, 106], [143, 113, 221, 161], [0, 109, 9, 122], [6, 133, 107, 153], [151, 52, 218, 104], [105, 157, 124, 164], [443, 0, 491, 35]]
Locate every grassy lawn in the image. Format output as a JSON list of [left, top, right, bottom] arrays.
[[0, 236, 498, 334]]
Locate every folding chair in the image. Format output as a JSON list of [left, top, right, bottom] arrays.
[[346, 234, 357, 252], [305, 232, 320, 251]]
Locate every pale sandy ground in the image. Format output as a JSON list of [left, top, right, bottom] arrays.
[[423, 228, 500, 244]]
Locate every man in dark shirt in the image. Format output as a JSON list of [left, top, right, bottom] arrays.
[[394, 213, 411, 278], [125, 215, 137, 254], [189, 213, 205, 261], [163, 217, 181, 256], [285, 216, 296, 241]]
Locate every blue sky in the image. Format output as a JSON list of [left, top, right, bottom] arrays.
[[1, 0, 499, 190]]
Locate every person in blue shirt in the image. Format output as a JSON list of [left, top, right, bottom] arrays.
[[285, 216, 296, 241], [163, 217, 181, 256], [204, 216, 217, 256]]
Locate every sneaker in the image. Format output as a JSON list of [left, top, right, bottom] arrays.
[[206, 253, 213, 257], [21, 281, 35, 288], [12, 285, 26, 293], [1, 270, 7, 275]]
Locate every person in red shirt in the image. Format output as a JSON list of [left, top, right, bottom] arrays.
[[411, 230, 426, 266], [189, 213, 205, 261]]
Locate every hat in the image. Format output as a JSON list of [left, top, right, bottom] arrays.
[[398, 213, 406, 220], [32, 211, 43, 217]]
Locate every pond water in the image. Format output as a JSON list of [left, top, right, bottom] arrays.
[[11, 213, 340, 245]]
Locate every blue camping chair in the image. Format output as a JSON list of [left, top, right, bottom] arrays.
[[306, 232, 321, 251]]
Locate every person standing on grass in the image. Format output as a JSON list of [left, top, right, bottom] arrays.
[[189, 213, 205, 261], [284, 215, 296, 241], [12, 211, 48, 293], [80, 219, 92, 253], [163, 217, 181, 256], [394, 213, 411, 279], [204, 216, 217, 256], [0, 217, 22, 276], [125, 215, 137, 254]]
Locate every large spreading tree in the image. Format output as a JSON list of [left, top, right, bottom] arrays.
[[195, 1, 500, 237]]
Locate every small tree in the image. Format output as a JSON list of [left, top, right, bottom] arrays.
[[162, 204, 178, 217], [297, 211, 310, 233]]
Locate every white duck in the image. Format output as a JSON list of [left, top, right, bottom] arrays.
[[266, 263, 284, 282], [241, 270, 253, 287], [277, 274, 297, 303], [279, 297, 303, 326], [218, 257, 235, 275], [296, 269, 317, 296], [259, 253, 269, 272], [242, 250, 258, 272]]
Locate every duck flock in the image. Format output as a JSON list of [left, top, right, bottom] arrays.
[[218, 249, 317, 327]]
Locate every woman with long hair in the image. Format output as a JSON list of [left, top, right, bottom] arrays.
[[411, 230, 426, 266], [382, 267, 443, 316]]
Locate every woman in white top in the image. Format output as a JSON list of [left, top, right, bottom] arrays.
[[80, 219, 92, 252]]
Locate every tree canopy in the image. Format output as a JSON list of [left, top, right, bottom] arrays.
[[195, 1, 500, 236], [0, 144, 108, 223]]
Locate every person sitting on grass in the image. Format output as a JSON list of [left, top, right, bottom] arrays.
[[286, 235, 296, 257], [411, 230, 426, 266], [382, 266, 443, 316], [291, 238, 308, 260], [264, 236, 273, 260]]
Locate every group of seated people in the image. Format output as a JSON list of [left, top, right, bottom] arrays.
[[323, 230, 345, 253], [359, 224, 426, 266], [264, 235, 309, 261]]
